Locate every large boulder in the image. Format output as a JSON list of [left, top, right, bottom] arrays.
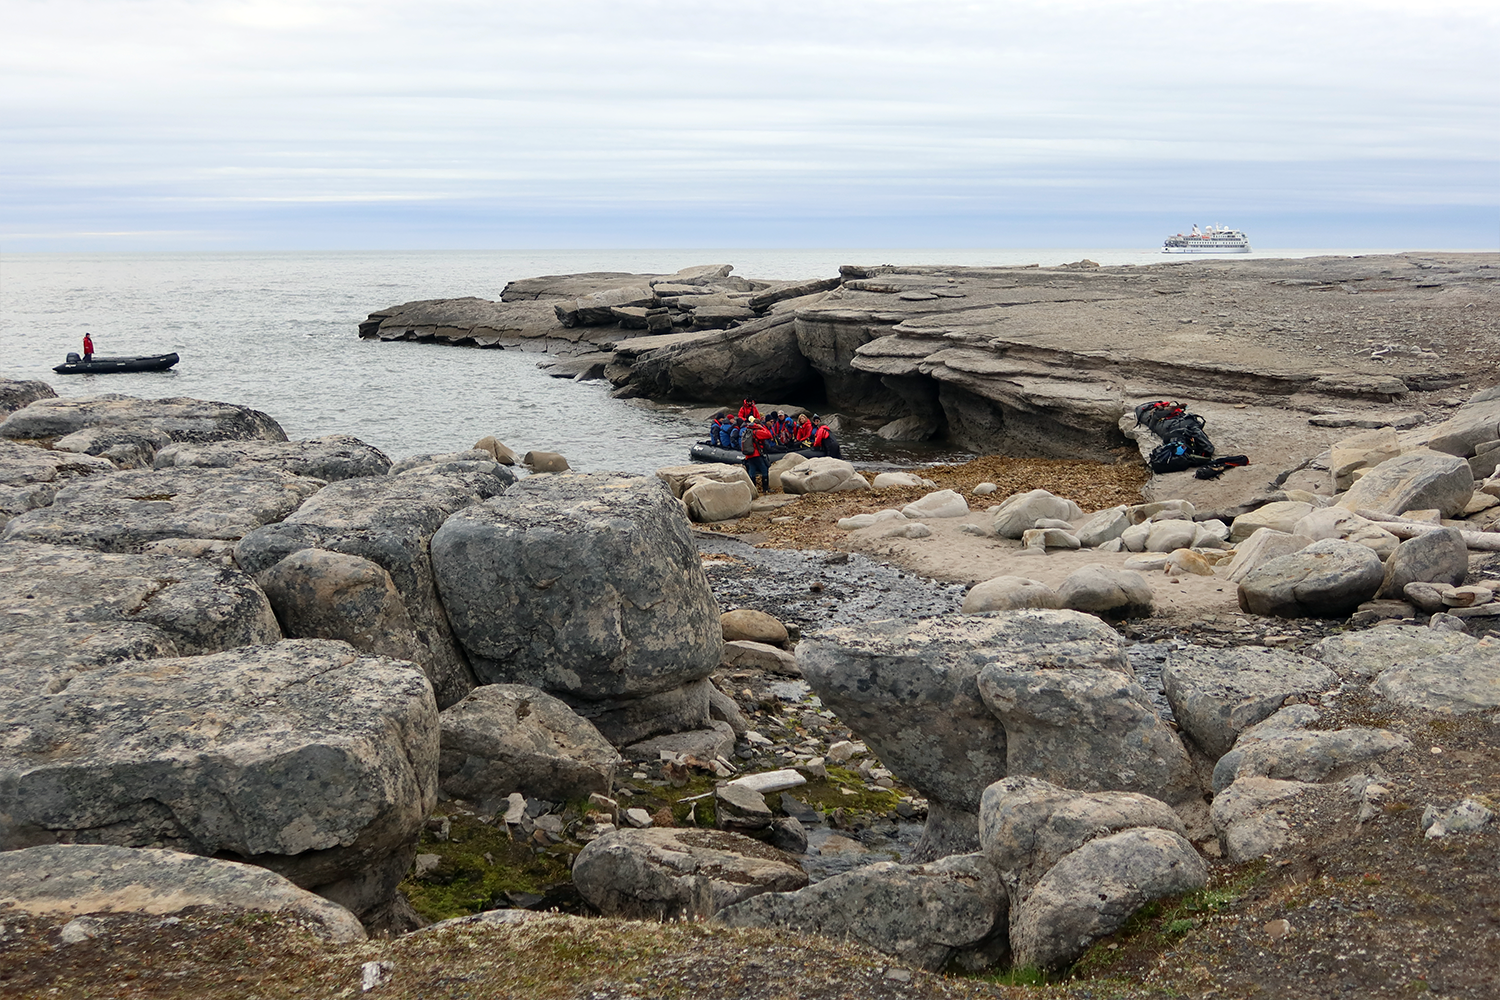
[[1222, 528, 1313, 584], [1209, 776, 1367, 863], [1010, 827, 1206, 970], [655, 463, 753, 499], [151, 435, 392, 481], [235, 470, 505, 709], [0, 394, 287, 467], [1055, 564, 1154, 619], [962, 576, 1061, 613], [979, 777, 1188, 892], [0, 844, 366, 942], [991, 489, 1083, 539], [1309, 624, 1481, 681], [1161, 646, 1337, 758], [1210, 706, 1411, 793], [1074, 506, 1130, 548], [1372, 639, 1500, 714], [1292, 507, 1400, 559], [1236, 538, 1385, 618], [0, 639, 438, 925], [1378, 527, 1469, 598], [429, 473, 722, 744], [797, 615, 1017, 859], [438, 684, 621, 806], [571, 828, 807, 920], [720, 609, 788, 644], [1335, 450, 1474, 518], [255, 548, 426, 666], [0, 378, 57, 419], [0, 440, 118, 527], [1423, 385, 1500, 458], [779, 457, 868, 494], [0, 542, 280, 666], [683, 479, 754, 522], [977, 644, 1200, 815], [1228, 501, 1316, 542], [2, 467, 323, 553], [901, 490, 969, 519], [717, 853, 1009, 972]]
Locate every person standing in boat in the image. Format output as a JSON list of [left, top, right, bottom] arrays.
[[82, 332, 94, 361]]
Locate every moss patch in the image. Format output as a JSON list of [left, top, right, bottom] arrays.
[[400, 811, 577, 923]]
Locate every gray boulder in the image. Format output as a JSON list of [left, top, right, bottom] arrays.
[[1229, 501, 1316, 542], [430, 473, 722, 744], [235, 470, 505, 709], [1222, 528, 1313, 585], [1237, 538, 1385, 618], [1208, 775, 1371, 863], [0, 844, 366, 942], [3, 467, 323, 553], [0, 622, 181, 697], [1161, 646, 1337, 758], [1210, 706, 1411, 793], [1074, 506, 1130, 548], [991, 489, 1083, 539], [0, 394, 287, 467], [779, 457, 868, 494], [1308, 624, 1480, 680], [571, 827, 807, 920], [0, 378, 57, 419], [0, 541, 280, 663], [438, 684, 621, 806], [961, 576, 1061, 613], [1373, 644, 1500, 714], [798, 610, 1140, 859], [388, 449, 493, 475], [979, 777, 1187, 893], [717, 853, 1009, 972], [1335, 449, 1474, 518], [684, 479, 754, 522], [977, 654, 1200, 815], [1010, 827, 1206, 970], [1378, 527, 1469, 598], [1424, 385, 1500, 458], [152, 435, 392, 481], [256, 548, 426, 667], [0, 439, 117, 487], [0, 639, 438, 924], [1055, 564, 1154, 618]]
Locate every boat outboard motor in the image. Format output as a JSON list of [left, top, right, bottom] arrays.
[[65, 352, 81, 363]]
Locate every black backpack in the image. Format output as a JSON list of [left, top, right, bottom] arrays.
[[1133, 400, 1187, 433], [740, 429, 758, 455]]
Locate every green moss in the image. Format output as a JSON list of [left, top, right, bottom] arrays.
[[794, 766, 903, 815], [400, 811, 577, 923]]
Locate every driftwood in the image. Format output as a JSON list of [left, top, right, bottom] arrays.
[[1354, 508, 1500, 551]]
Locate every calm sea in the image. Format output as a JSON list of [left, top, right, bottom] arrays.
[[0, 248, 1391, 472]]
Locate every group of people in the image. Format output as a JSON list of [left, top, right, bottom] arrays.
[[706, 398, 841, 492]]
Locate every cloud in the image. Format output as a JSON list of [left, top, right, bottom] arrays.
[[2, 0, 1495, 248]]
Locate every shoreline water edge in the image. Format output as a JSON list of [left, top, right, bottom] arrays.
[[0, 253, 1498, 996]]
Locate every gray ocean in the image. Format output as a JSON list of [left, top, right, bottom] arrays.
[[0, 248, 1382, 472]]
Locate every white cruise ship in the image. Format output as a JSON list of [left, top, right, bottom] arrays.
[[1162, 224, 1251, 253]]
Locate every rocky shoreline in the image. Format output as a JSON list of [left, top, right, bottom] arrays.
[[2, 256, 1499, 997]]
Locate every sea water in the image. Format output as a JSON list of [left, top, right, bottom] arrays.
[[0, 248, 1385, 471]]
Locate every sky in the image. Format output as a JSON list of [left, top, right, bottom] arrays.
[[2, 0, 1497, 251]]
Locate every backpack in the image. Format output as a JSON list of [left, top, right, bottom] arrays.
[[1133, 400, 1186, 433], [740, 429, 758, 455]]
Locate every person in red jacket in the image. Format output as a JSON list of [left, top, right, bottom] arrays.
[[738, 398, 761, 421], [82, 332, 94, 361], [744, 417, 775, 492], [793, 413, 813, 444]]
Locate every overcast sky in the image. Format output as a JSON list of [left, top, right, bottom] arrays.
[[3, 0, 1497, 250]]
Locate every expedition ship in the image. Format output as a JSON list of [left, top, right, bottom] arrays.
[[1162, 224, 1251, 253]]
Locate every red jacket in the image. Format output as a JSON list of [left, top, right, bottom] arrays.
[[747, 423, 774, 457], [738, 401, 761, 421], [82, 334, 94, 355]]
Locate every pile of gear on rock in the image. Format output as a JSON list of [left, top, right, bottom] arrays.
[[1133, 400, 1249, 479], [704, 399, 842, 492]]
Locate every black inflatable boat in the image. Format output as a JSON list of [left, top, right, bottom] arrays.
[[690, 442, 828, 464], [53, 352, 180, 375]]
